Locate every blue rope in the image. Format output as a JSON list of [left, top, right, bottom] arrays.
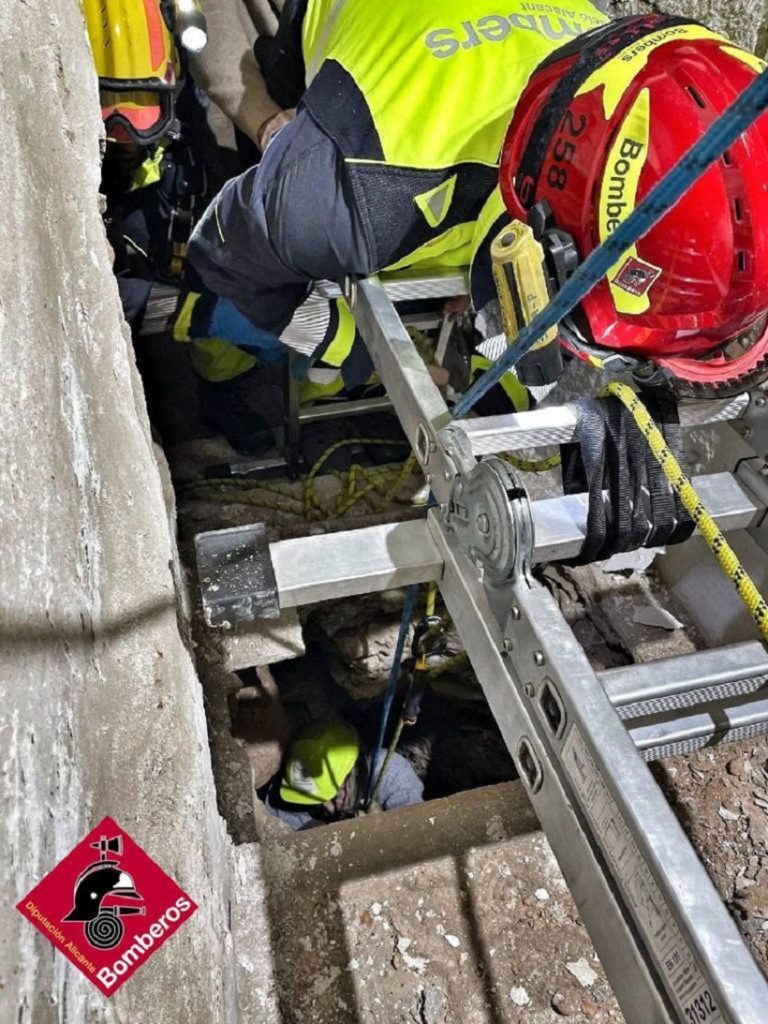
[[453, 66, 768, 419], [362, 582, 420, 808]]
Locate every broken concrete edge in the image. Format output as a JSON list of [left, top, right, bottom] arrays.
[[259, 781, 540, 886], [217, 609, 306, 672]]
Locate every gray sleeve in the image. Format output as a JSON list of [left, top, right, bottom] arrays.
[[374, 752, 424, 811], [190, 0, 280, 142], [263, 788, 320, 831]]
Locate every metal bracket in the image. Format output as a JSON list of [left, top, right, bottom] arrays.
[[445, 457, 534, 587], [196, 523, 279, 627]]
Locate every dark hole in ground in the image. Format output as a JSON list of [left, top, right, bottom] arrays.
[[267, 639, 519, 803], [224, 563, 642, 834]]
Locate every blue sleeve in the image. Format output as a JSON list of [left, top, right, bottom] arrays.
[[263, 788, 320, 831], [373, 751, 424, 811], [117, 275, 152, 330]]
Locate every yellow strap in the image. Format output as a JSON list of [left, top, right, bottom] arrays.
[[470, 353, 530, 412], [130, 145, 166, 191], [321, 298, 357, 367], [605, 382, 768, 643], [173, 291, 198, 342]]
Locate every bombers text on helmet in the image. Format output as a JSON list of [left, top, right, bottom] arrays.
[[500, 14, 768, 393]]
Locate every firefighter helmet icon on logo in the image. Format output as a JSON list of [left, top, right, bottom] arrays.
[[63, 833, 145, 950], [17, 816, 197, 996], [612, 256, 661, 298]]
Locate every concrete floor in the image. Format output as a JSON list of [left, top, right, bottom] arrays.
[[249, 783, 624, 1024], [226, 738, 768, 1024]]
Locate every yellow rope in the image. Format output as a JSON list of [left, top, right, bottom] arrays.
[[502, 451, 561, 474], [180, 437, 418, 523], [300, 437, 415, 521], [605, 381, 768, 642]]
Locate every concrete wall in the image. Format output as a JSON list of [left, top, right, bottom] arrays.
[[604, 0, 768, 54], [0, 3, 242, 1021]]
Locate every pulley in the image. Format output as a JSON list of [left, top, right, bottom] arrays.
[[446, 457, 534, 586]]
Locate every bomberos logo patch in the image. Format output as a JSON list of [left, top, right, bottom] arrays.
[[17, 816, 197, 996]]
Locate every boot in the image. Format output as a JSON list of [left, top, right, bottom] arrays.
[[196, 376, 275, 456]]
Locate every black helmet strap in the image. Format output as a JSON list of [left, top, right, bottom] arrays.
[[516, 14, 700, 208]]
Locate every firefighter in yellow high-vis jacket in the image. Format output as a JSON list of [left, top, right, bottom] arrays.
[[187, 1, 768, 409]]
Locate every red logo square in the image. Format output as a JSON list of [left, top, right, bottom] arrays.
[[16, 816, 197, 996], [612, 256, 661, 298]]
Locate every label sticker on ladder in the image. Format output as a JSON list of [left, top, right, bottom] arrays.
[[562, 726, 724, 1024]]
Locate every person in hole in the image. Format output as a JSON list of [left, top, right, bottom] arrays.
[[262, 719, 423, 830]]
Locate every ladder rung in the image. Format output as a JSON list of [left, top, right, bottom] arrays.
[[270, 519, 442, 609], [627, 695, 768, 761], [532, 472, 757, 563], [456, 394, 749, 457], [196, 472, 759, 625], [315, 269, 469, 303], [600, 642, 768, 720]]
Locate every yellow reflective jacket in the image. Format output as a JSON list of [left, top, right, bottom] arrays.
[[299, 0, 607, 283]]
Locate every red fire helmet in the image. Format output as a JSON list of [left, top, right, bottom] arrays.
[[500, 15, 768, 393]]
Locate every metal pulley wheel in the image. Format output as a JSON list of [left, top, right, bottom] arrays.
[[450, 457, 534, 586]]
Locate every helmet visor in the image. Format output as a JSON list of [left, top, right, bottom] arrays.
[[101, 89, 174, 145]]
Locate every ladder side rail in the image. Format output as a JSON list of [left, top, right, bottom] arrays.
[[429, 512, 768, 1024]]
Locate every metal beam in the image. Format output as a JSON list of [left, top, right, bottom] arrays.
[[532, 472, 758, 563], [348, 278, 471, 500], [298, 395, 393, 425], [628, 696, 768, 761], [432, 516, 674, 1022], [600, 643, 768, 719], [270, 519, 442, 609], [221, 474, 756, 613], [457, 394, 750, 457], [427, 510, 767, 1024], [317, 269, 469, 303]]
